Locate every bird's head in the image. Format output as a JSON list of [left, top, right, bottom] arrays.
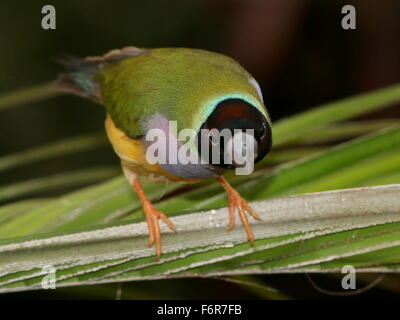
[[197, 98, 272, 173]]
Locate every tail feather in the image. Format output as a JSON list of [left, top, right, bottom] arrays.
[[54, 46, 148, 103]]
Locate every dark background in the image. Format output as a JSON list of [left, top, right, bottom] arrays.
[[0, 0, 399, 299]]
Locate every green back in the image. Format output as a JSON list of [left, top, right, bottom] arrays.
[[95, 48, 269, 137]]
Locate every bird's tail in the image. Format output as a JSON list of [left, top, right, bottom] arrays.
[[54, 46, 148, 103], [54, 55, 101, 103]]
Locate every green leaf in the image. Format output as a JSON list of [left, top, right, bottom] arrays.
[[271, 83, 400, 147], [0, 82, 59, 112], [0, 184, 399, 293], [0, 133, 108, 174], [0, 176, 182, 238], [0, 167, 119, 203]]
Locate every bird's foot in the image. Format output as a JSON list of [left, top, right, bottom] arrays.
[[142, 201, 176, 259], [132, 178, 176, 260], [217, 177, 261, 245]]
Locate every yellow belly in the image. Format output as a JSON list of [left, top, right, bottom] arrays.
[[104, 115, 200, 183]]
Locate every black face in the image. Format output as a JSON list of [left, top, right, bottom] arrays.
[[197, 98, 272, 169]]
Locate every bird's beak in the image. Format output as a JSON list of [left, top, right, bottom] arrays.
[[228, 131, 257, 175]]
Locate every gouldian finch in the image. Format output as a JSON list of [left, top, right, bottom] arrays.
[[55, 47, 272, 259]]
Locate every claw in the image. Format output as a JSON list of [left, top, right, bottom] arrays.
[[217, 176, 261, 245], [133, 179, 176, 260], [226, 203, 235, 231]]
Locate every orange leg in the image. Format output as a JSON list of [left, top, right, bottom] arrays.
[[132, 178, 176, 259], [217, 176, 261, 245]]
